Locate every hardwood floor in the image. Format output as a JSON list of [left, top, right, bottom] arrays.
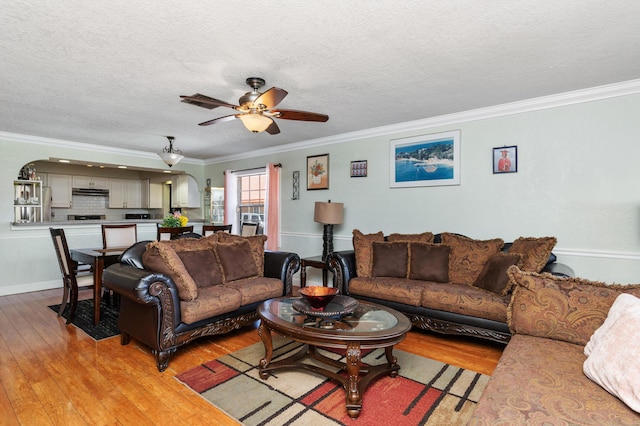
[[0, 288, 504, 425]]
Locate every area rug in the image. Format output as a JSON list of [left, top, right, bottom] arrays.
[[48, 298, 120, 340], [175, 335, 489, 425]]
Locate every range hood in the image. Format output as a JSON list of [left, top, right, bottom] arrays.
[[72, 187, 109, 196]]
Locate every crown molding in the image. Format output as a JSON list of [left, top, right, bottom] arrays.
[[206, 78, 640, 164], [0, 131, 203, 165]]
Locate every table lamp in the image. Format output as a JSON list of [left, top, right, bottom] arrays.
[[314, 200, 344, 261]]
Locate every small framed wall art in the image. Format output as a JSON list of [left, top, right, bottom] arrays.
[[307, 154, 329, 190], [350, 160, 367, 177], [493, 146, 518, 174]]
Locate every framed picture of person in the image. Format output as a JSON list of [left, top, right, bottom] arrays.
[[350, 160, 367, 177], [493, 146, 518, 174]]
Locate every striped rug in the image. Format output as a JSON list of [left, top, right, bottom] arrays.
[[175, 335, 489, 425]]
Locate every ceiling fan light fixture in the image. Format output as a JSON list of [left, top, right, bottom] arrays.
[[238, 113, 272, 133], [158, 136, 184, 167]]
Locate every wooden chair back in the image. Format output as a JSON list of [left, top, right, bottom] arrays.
[[101, 224, 138, 249], [202, 224, 232, 236], [157, 225, 194, 241], [240, 222, 258, 237]]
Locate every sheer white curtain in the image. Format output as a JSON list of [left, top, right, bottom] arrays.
[[223, 169, 237, 230]]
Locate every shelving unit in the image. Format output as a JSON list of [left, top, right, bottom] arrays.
[[14, 180, 43, 223]]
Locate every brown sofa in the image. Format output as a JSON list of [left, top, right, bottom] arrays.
[[103, 232, 300, 372], [327, 231, 573, 343], [471, 266, 640, 424]]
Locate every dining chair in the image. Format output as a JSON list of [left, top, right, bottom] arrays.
[[202, 224, 233, 236], [49, 228, 95, 324], [101, 223, 138, 249], [157, 225, 194, 241], [240, 222, 258, 237]]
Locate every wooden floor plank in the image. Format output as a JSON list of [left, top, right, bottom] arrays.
[[0, 288, 503, 424]]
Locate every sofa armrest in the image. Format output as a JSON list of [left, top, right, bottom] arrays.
[[103, 263, 182, 326], [327, 250, 357, 294], [264, 251, 301, 296], [542, 262, 574, 278]]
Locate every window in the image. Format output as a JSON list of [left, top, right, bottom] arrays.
[[237, 172, 266, 234]]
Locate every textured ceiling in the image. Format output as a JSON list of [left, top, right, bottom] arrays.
[[2, 1, 640, 161]]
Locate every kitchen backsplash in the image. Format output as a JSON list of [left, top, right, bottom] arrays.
[[51, 195, 162, 221]]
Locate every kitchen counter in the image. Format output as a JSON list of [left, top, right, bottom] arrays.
[[11, 219, 205, 229]]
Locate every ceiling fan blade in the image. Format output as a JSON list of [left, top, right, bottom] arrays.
[[265, 120, 280, 135], [272, 109, 329, 122], [254, 87, 288, 109], [181, 94, 239, 110], [198, 114, 239, 126]]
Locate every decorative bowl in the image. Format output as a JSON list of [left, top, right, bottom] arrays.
[[299, 287, 338, 310]]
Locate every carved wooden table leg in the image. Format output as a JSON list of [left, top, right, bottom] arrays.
[[258, 320, 273, 379], [345, 341, 363, 418], [385, 346, 399, 378]]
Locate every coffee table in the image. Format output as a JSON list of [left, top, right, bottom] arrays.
[[257, 296, 412, 418]]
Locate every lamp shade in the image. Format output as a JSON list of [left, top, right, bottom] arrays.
[[158, 152, 184, 167], [314, 201, 344, 225], [238, 113, 273, 133]]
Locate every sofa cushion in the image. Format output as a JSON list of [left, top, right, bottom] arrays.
[[420, 282, 509, 323], [387, 232, 434, 243], [223, 276, 284, 306], [508, 236, 557, 272], [179, 285, 242, 324], [215, 240, 260, 282], [215, 232, 267, 275], [352, 229, 384, 278], [349, 277, 425, 307], [142, 239, 220, 301], [408, 243, 450, 283], [440, 233, 504, 285], [507, 266, 640, 346], [583, 294, 640, 413], [473, 252, 521, 295], [472, 334, 639, 424], [371, 242, 408, 278], [176, 249, 224, 289]]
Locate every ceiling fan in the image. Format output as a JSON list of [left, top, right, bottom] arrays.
[[180, 77, 329, 135]]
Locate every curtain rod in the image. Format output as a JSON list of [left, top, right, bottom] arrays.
[[224, 163, 282, 174]]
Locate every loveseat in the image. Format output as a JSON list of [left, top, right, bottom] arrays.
[[471, 266, 640, 424], [103, 232, 300, 372], [327, 231, 573, 343]]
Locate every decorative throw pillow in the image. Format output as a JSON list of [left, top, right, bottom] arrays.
[[440, 233, 504, 285], [371, 242, 408, 278], [507, 266, 640, 345], [473, 252, 521, 295], [583, 294, 640, 413], [215, 240, 260, 282], [508, 236, 557, 272], [214, 232, 267, 275], [176, 249, 223, 289], [387, 232, 434, 244], [352, 229, 384, 278], [408, 243, 450, 283], [142, 239, 217, 301]]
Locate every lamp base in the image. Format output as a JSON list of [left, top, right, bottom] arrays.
[[322, 224, 334, 262]]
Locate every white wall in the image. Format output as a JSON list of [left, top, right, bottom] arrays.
[[205, 91, 640, 284]]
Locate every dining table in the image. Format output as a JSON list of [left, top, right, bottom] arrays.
[[70, 247, 127, 324]]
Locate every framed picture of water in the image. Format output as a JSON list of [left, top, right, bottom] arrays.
[[390, 130, 461, 188]]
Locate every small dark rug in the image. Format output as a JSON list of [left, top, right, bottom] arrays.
[[175, 335, 489, 425], [48, 298, 120, 340]]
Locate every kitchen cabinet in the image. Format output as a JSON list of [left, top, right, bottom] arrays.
[[141, 179, 163, 209], [14, 180, 43, 223], [49, 173, 73, 208], [171, 175, 200, 208], [72, 175, 109, 189], [109, 179, 141, 208]]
